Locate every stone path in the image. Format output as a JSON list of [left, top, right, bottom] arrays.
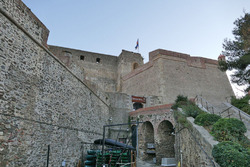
[[136, 159, 160, 167]]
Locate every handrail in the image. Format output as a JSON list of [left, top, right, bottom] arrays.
[[175, 126, 216, 167], [223, 102, 250, 118], [194, 95, 217, 115]]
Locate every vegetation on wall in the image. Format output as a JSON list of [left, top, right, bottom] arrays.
[[194, 113, 221, 126], [172, 95, 250, 167], [231, 95, 250, 115], [171, 95, 204, 118], [212, 141, 250, 167]]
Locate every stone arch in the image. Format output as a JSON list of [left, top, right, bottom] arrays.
[[131, 125, 137, 148], [139, 121, 155, 161], [156, 120, 175, 163]]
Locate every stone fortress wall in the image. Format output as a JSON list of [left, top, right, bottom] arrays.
[[0, 0, 235, 166], [122, 49, 234, 105], [49, 46, 144, 93], [0, 0, 111, 166]]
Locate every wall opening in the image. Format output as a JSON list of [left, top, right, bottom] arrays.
[[80, 55, 84, 60], [131, 125, 137, 148], [156, 120, 175, 163], [133, 102, 143, 110], [96, 58, 101, 63], [139, 121, 155, 161], [133, 63, 139, 70]]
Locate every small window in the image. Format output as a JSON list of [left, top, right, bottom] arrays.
[[96, 58, 101, 63], [133, 63, 139, 70], [80, 55, 84, 60]]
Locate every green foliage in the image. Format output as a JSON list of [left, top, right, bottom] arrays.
[[212, 141, 250, 167], [194, 113, 221, 126], [173, 110, 191, 128], [231, 95, 250, 115], [171, 95, 188, 109], [220, 13, 250, 92], [211, 118, 247, 142], [175, 95, 188, 103], [181, 104, 205, 118]]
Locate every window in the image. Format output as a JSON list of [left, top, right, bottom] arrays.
[[96, 58, 101, 63], [80, 55, 84, 60], [133, 63, 139, 70]]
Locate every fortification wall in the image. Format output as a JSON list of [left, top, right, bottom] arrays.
[[122, 50, 234, 105], [116, 50, 144, 91], [0, 1, 110, 166], [49, 45, 118, 92], [121, 60, 162, 97], [175, 117, 220, 167]]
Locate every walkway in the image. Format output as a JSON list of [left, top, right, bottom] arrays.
[[136, 159, 160, 167]]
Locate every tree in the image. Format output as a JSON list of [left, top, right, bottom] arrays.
[[219, 13, 250, 92]]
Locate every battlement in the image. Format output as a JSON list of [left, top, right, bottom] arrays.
[[149, 49, 218, 68]]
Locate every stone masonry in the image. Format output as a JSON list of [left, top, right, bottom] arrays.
[[0, 0, 110, 166], [0, 0, 237, 166]]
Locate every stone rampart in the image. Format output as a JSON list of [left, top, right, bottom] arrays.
[[0, 2, 110, 166], [122, 49, 234, 105], [0, 0, 49, 46], [49, 45, 119, 92], [175, 117, 220, 167]]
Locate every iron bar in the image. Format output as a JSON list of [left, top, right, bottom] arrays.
[[46, 145, 50, 167]]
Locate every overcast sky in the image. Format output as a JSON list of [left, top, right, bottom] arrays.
[[22, 0, 249, 96]]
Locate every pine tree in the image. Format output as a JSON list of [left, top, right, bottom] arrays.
[[219, 13, 250, 92]]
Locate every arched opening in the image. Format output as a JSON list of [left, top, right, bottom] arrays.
[[156, 120, 175, 164], [139, 121, 155, 161], [133, 102, 143, 111], [96, 58, 101, 63], [131, 125, 137, 148], [133, 63, 139, 70]]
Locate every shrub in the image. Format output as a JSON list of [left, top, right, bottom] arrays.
[[175, 95, 188, 103], [212, 141, 250, 167], [171, 95, 189, 109], [194, 113, 221, 126], [181, 104, 205, 118], [231, 95, 250, 115], [211, 118, 247, 142]]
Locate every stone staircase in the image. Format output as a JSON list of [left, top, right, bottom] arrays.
[[195, 95, 250, 139]]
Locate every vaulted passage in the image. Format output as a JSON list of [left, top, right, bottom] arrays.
[[139, 121, 155, 161], [156, 120, 175, 163]]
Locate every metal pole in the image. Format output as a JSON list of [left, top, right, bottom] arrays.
[[47, 145, 50, 167], [102, 126, 106, 166], [239, 110, 242, 121], [136, 121, 139, 158]]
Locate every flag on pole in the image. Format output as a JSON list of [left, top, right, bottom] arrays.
[[135, 39, 139, 50]]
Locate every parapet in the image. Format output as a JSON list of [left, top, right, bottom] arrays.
[[0, 0, 50, 46], [149, 49, 218, 69]]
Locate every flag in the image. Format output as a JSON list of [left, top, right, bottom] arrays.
[[135, 39, 139, 49]]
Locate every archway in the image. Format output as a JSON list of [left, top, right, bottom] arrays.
[[156, 120, 175, 163], [131, 125, 137, 148], [133, 102, 143, 110], [139, 121, 155, 161]]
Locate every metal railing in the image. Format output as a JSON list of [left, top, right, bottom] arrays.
[[194, 95, 250, 127], [175, 126, 216, 167]]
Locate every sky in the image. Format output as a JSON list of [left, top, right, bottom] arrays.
[[22, 0, 249, 96]]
